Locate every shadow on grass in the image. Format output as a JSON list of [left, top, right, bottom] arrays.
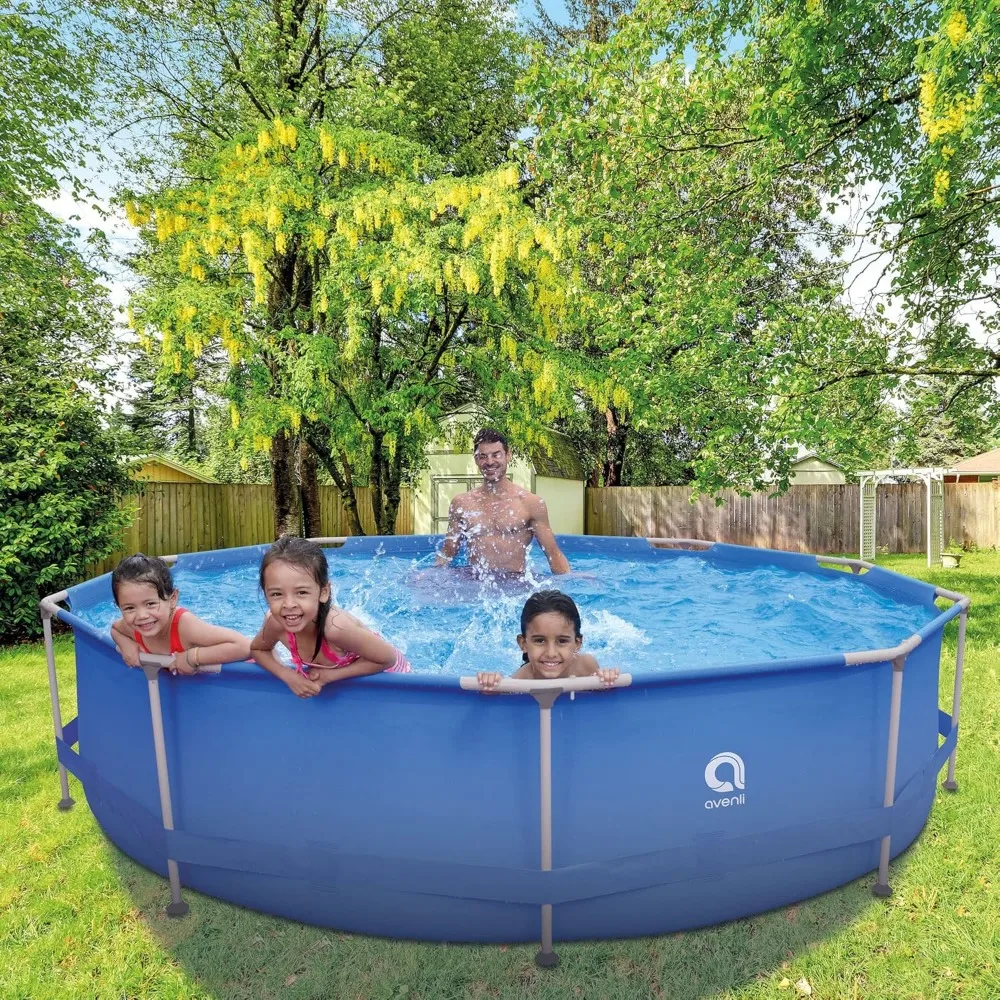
[[107, 830, 917, 1000]]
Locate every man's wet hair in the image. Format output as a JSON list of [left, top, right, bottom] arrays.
[[473, 427, 509, 453], [519, 590, 583, 661], [112, 553, 175, 604]]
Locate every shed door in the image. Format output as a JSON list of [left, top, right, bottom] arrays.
[[432, 477, 478, 533]]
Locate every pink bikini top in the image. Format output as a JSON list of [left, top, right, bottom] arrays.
[[285, 629, 360, 675]]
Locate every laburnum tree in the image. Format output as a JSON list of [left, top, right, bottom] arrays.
[[93, 0, 572, 534], [125, 123, 606, 533]]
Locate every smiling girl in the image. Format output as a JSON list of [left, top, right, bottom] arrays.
[[251, 536, 411, 699], [476, 590, 619, 691], [110, 554, 250, 673]]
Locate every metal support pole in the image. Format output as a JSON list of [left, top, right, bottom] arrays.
[[873, 655, 906, 897], [926, 473, 932, 568], [859, 475, 866, 561], [141, 660, 189, 917], [944, 609, 968, 792], [40, 594, 74, 811], [532, 688, 561, 968]]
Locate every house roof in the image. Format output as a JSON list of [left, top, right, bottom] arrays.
[[951, 447, 1000, 474], [529, 433, 587, 481], [130, 454, 220, 484], [789, 451, 844, 470]]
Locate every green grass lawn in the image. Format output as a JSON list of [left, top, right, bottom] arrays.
[[2, 553, 999, 999]]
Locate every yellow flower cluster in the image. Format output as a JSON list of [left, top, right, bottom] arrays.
[[933, 168, 951, 206], [499, 333, 518, 363], [532, 359, 559, 404], [319, 128, 336, 164], [919, 70, 982, 141], [272, 118, 298, 149], [156, 211, 191, 242], [124, 201, 150, 226], [944, 10, 968, 45], [460, 260, 481, 295]]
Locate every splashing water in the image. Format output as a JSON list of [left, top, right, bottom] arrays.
[[72, 549, 937, 676]]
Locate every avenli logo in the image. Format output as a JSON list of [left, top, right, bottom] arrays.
[[704, 751, 746, 809]]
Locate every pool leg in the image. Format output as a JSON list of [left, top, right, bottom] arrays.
[[40, 595, 74, 811], [873, 655, 905, 898], [142, 664, 190, 918], [533, 689, 561, 969], [944, 610, 967, 792]]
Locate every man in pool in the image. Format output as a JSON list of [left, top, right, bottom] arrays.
[[435, 428, 571, 578]]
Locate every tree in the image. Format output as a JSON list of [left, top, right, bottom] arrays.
[[521, 23, 896, 493], [0, 203, 133, 642], [88, 0, 527, 535], [126, 122, 598, 533], [650, 0, 1000, 414], [0, 8, 132, 640]]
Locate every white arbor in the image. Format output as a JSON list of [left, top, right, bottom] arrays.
[[859, 468, 949, 567]]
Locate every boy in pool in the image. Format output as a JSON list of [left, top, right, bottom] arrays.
[[477, 590, 620, 690], [110, 553, 251, 673]]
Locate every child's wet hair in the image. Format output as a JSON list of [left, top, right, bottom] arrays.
[[259, 536, 331, 660], [519, 590, 582, 662], [112, 553, 175, 604]]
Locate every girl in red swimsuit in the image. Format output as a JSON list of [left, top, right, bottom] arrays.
[[111, 554, 250, 673], [250, 536, 411, 699]]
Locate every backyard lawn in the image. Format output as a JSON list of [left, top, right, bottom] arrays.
[[1, 553, 998, 1000]]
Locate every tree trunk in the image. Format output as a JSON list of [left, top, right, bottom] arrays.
[[603, 405, 629, 487], [302, 424, 366, 536], [186, 391, 197, 456], [298, 437, 321, 537], [270, 430, 300, 537], [370, 432, 386, 533]]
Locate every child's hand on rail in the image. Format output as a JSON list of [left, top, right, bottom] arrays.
[[596, 667, 620, 688], [476, 671, 503, 693], [285, 671, 322, 699], [117, 644, 142, 668], [171, 650, 199, 676]]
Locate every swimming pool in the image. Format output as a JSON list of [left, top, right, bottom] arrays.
[[41, 536, 968, 959]]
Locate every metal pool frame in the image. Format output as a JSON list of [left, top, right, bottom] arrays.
[[40, 537, 970, 966]]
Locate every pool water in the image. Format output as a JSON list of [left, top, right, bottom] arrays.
[[75, 548, 937, 676]]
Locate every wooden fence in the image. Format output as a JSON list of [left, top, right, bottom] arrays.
[[586, 482, 1000, 553], [89, 483, 414, 575]]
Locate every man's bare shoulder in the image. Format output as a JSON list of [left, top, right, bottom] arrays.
[[450, 489, 483, 512]]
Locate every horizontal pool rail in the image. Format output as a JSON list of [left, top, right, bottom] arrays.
[[458, 674, 633, 693], [646, 537, 715, 550]]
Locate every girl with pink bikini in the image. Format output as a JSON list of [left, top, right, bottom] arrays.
[[251, 536, 410, 698]]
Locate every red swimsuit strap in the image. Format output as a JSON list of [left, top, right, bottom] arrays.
[[169, 607, 188, 654], [133, 606, 187, 655]]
